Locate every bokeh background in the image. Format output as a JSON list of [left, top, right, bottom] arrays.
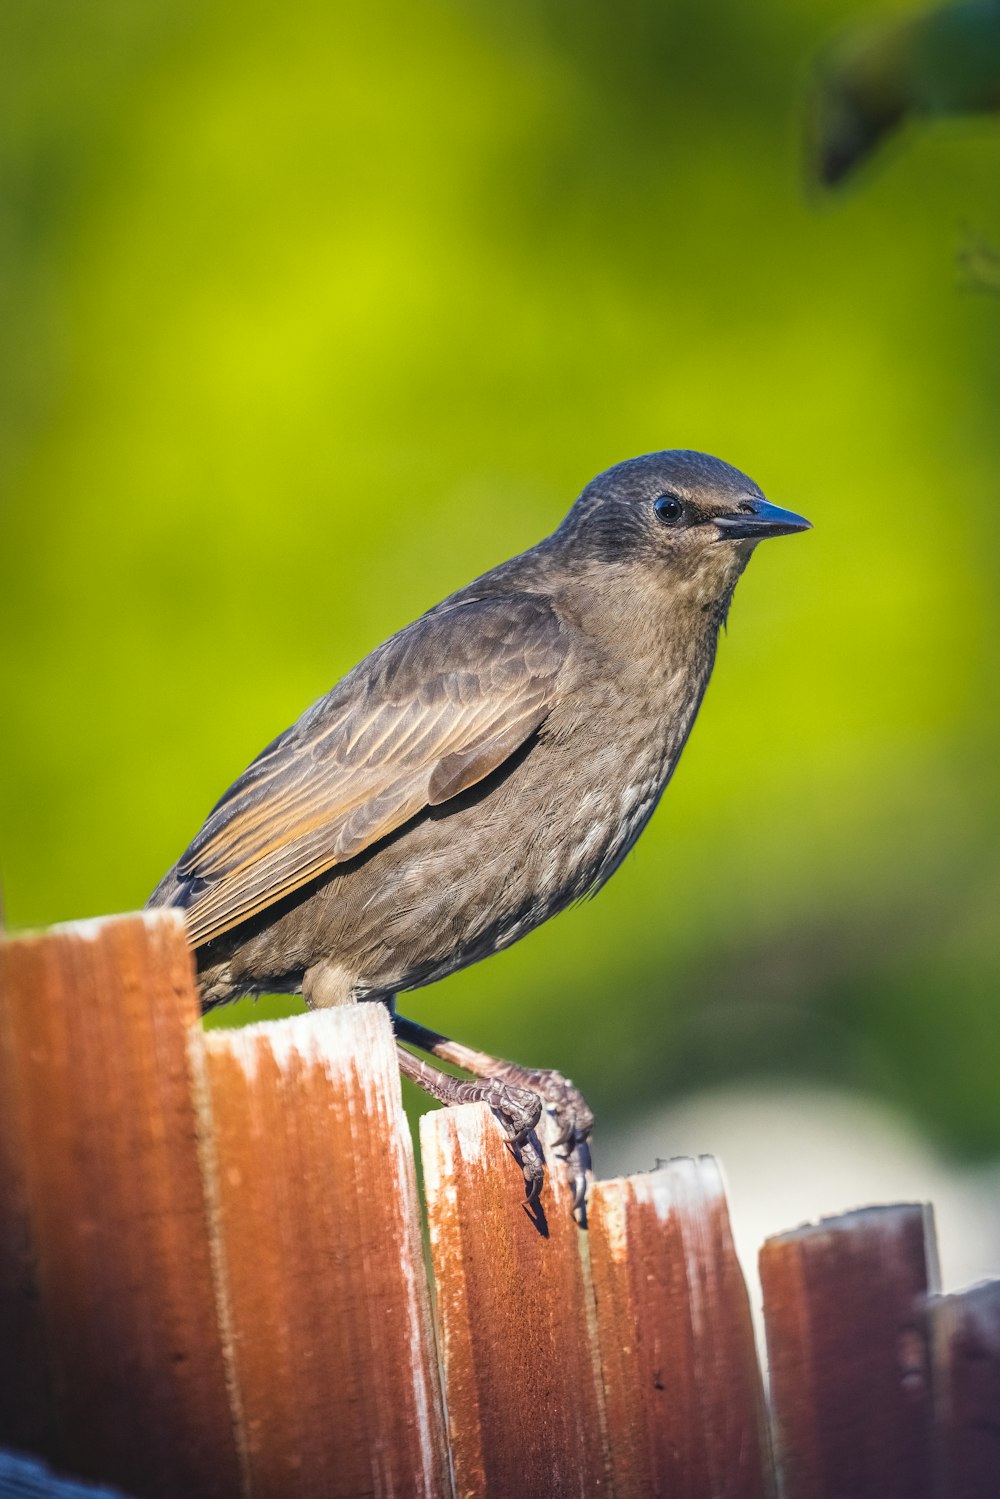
[[3, 1, 999, 1282]]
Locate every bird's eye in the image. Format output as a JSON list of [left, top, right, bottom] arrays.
[[654, 494, 685, 526]]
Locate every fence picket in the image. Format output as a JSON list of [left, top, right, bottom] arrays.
[[0, 913, 241, 1499], [929, 1279, 1000, 1499], [195, 1005, 450, 1499], [760, 1203, 938, 1499], [420, 1103, 610, 1499], [588, 1158, 773, 1499]]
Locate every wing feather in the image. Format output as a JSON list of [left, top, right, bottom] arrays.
[[174, 594, 567, 947]]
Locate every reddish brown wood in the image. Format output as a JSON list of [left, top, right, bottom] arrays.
[[760, 1203, 937, 1499], [0, 913, 241, 1499], [930, 1280, 1000, 1499], [196, 1004, 450, 1499], [588, 1157, 773, 1499], [420, 1103, 610, 1499]]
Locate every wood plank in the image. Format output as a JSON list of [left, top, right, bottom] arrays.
[[420, 1103, 610, 1499], [588, 1157, 773, 1499], [0, 913, 242, 1499], [195, 1004, 450, 1499], [929, 1280, 1000, 1499], [760, 1203, 937, 1499]]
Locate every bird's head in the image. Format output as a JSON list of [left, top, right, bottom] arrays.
[[555, 449, 810, 620]]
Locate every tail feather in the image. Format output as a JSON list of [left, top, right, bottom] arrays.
[[146, 862, 201, 912]]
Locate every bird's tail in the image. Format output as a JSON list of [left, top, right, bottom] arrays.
[[145, 862, 187, 911], [145, 864, 236, 1011]]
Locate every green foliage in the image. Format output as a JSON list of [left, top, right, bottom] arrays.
[[3, 0, 999, 1154], [810, 0, 1000, 184]]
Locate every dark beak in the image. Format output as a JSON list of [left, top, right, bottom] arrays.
[[714, 499, 812, 541]]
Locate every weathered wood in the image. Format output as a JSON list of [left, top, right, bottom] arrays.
[[760, 1203, 937, 1499], [588, 1157, 773, 1499], [0, 913, 241, 1499], [929, 1280, 1000, 1499], [420, 1102, 610, 1499], [194, 1004, 450, 1499]]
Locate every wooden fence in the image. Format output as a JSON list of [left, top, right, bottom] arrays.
[[0, 911, 997, 1499]]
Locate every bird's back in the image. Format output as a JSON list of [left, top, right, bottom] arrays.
[[185, 568, 719, 1007]]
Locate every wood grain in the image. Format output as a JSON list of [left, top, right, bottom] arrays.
[[420, 1103, 610, 1499], [0, 912, 241, 1499], [760, 1203, 937, 1499], [195, 1003, 450, 1499], [588, 1157, 773, 1499], [929, 1280, 1000, 1499]]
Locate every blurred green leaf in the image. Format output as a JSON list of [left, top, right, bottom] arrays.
[[810, 0, 1000, 185]]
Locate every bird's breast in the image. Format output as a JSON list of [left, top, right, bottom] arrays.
[[545, 646, 716, 897], [258, 638, 719, 998]]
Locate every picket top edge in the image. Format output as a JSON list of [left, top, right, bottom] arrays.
[[0, 908, 188, 949], [592, 1154, 725, 1207], [762, 1200, 932, 1249], [201, 1001, 397, 1090], [929, 1277, 1000, 1330], [420, 1098, 496, 1168], [590, 1156, 726, 1253]]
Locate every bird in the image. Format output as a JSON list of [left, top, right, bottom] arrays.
[[148, 450, 810, 1213]]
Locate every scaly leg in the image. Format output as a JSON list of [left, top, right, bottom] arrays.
[[394, 1043, 545, 1202], [395, 1015, 594, 1219]]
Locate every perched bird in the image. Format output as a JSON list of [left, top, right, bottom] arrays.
[[149, 450, 809, 1211]]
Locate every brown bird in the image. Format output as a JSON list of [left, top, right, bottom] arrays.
[[148, 450, 810, 1211]]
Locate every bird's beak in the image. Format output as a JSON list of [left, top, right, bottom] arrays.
[[714, 499, 812, 541]]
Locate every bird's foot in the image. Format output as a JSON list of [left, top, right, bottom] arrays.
[[487, 1065, 594, 1222], [393, 1018, 593, 1217], [454, 1076, 545, 1202]]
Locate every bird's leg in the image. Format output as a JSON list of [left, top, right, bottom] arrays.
[[394, 1015, 593, 1219], [394, 1043, 545, 1203]]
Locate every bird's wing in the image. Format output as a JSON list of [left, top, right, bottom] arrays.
[[175, 592, 568, 947]]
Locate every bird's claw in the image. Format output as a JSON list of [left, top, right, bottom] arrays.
[[565, 1131, 592, 1224], [493, 1066, 595, 1223], [478, 1077, 543, 1138], [513, 1130, 545, 1204], [537, 1072, 594, 1224], [473, 1078, 545, 1201], [460, 1066, 594, 1219]]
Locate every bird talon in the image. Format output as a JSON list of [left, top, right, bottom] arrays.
[[511, 1131, 544, 1203], [564, 1130, 593, 1224]]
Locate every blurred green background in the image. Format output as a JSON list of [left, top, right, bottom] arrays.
[[3, 0, 999, 1161]]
